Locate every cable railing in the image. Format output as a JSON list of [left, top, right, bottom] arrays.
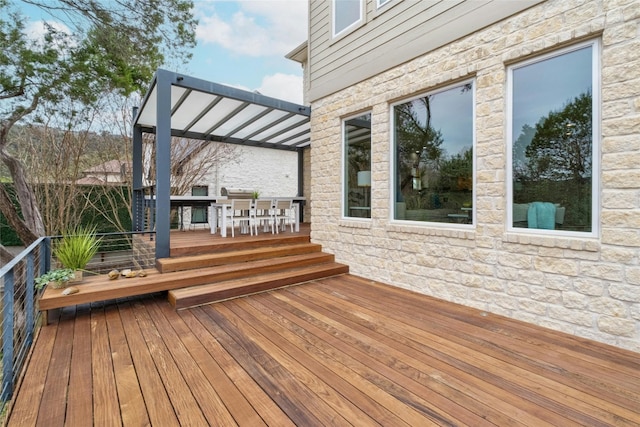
[[0, 231, 156, 421]]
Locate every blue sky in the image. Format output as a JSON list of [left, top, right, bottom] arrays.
[[19, 0, 309, 104], [186, 1, 308, 103]]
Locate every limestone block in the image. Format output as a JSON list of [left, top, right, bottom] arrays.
[[597, 316, 637, 337], [581, 261, 624, 281], [589, 297, 628, 317], [609, 283, 640, 302], [573, 277, 605, 296], [549, 306, 594, 327]]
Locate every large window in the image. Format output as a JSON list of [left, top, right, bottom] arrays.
[[343, 113, 371, 218], [508, 41, 599, 235], [392, 82, 474, 224], [333, 0, 362, 37]]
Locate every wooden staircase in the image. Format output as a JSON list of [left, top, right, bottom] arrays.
[[162, 234, 349, 309], [39, 227, 347, 322]]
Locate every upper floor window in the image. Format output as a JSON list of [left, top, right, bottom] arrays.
[[377, 0, 392, 8], [508, 40, 599, 236], [392, 81, 475, 225], [343, 112, 372, 218], [333, 0, 362, 37]]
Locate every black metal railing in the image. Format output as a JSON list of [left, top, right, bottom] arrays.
[[0, 231, 155, 421]]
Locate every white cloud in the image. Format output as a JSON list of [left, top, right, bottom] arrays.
[[195, 0, 308, 57], [24, 20, 75, 51], [257, 73, 303, 104]]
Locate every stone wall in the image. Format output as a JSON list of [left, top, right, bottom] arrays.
[[309, 0, 640, 351]]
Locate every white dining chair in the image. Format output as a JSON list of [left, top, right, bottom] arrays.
[[252, 198, 276, 234], [227, 199, 254, 237], [274, 199, 294, 233]]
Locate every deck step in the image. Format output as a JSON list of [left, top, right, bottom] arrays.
[[170, 233, 311, 257], [168, 262, 349, 309], [39, 252, 336, 313], [157, 243, 323, 273]]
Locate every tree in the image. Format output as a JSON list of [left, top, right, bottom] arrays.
[[525, 91, 592, 181], [394, 96, 444, 194], [144, 134, 238, 197], [0, 0, 196, 255]]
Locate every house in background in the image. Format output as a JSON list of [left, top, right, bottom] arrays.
[[76, 160, 130, 185], [290, 0, 640, 351]]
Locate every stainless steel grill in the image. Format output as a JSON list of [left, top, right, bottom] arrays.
[[220, 188, 254, 199]]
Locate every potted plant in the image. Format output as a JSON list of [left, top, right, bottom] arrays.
[[54, 225, 102, 281], [252, 190, 260, 199], [35, 268, 76, 290]]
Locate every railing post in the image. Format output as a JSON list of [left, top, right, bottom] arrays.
[[2, 269, 15, 402], [42, 237, 51, 273], [25, 252, 35, 346]]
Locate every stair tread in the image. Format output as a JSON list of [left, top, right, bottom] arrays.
[[171, 262, 348, 297], [157, 243, 322, 272], [168, 262, 349, 309]]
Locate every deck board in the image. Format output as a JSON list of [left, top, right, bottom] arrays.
[[8, 275, 640, 426], [65, 304, 93, 426]]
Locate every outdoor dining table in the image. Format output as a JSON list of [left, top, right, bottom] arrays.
[[210, 197, 305, 237]]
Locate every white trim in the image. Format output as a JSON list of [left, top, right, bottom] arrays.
[[332, 0, 364, 38], [389, 79, 476, 227], [506, 38, 600, 238], [376, 0, 392, 9]]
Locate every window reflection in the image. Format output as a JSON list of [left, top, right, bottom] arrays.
[[344, 113, 371, 218], [393, 83, 474, 224], [511, 45, 594, 233]]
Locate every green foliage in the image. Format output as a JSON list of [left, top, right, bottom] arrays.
[[1, 0, 196, 116], [524, 92, 592, 181], [34, 268, 75, 290], [54, 225, 102, 270]]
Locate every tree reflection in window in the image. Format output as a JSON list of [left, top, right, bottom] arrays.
[[511, 44, 595, 233], [344, 113, 371, 218], [393, 83, 474, 224]]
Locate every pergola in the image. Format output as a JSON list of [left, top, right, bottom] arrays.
[[132, 69, 311, 259]]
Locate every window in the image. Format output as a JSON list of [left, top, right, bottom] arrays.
[[377, 0, 392, 8], [508, 40, 599, 235], [392, 82, 474, 224], [191, 186, 208, 224], [333, 0, 362, 37], [343, 112, 372, 218]]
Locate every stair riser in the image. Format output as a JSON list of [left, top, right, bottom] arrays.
[[171, 266, 349, 309], [182, 253, 336, 286], [170, 234, 311, 257], [158, 244, 322, 273]]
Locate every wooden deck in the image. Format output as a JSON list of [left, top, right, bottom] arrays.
[[8, 274, 640, 426], [38, 224, 320, 319]]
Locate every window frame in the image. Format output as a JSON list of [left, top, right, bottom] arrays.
[[389, 79, 476, 227], [506, 39, 600, 238], [342, 111, 372, 220], [332, 0, 364, 38]]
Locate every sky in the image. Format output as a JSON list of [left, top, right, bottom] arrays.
[[186, 1, 308, 104], [19, 0, 309, 105]]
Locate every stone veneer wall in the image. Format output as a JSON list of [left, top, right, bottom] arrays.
[[309, 0, 640, 351]]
